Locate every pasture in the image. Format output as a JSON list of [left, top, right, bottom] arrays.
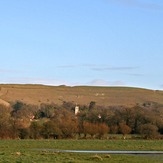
[[0, 139, 162, 162]]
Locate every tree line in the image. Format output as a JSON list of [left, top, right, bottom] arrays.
[[0, 100, 163, 139]]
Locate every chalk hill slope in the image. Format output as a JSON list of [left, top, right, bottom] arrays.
[[0, 84, 163, 107]]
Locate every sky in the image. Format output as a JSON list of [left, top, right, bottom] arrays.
[[0, 0, 163, 90]]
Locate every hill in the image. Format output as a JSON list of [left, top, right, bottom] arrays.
[[0, 84, 163, 107]]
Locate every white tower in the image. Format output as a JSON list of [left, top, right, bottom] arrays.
[[75, 105, 80, 115]]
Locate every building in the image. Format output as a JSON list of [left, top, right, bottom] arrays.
[[75, 105, 80, 115]]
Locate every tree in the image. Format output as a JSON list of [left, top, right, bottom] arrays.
[[96, 123, 109, 139], [12, 101, 24, 112], [110, 125, 119, 134], [11, 101, 38, 129], [138, 123, 159, 139], [86, 109, 101, 123], [29, 121, 43, 139], [62, 101, 75, 111], [0, 104, 12, 139], [51, 109, 78, 138], [89, 101, 96, 110], [59, 111, 78, 138], [83, 122, 98, 138], [119, 123, 132, 139], [41, 121, 61, 139], [36, 103, 57, 118]]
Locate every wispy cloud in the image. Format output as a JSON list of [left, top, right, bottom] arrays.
[[108, 0, 162, 11], [92, 66, 137, 71], [0, 77, 71, 86], [0, 69, 16, 73], [57, 64, 138, 72], [88, 79, 126, 86], [57, 64, 95, 69], [127, 73, 144, 76], [159, 84, 163, 89], [57, 65, 76, 68]]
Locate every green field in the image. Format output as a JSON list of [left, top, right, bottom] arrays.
[[0, 139, 162, 163]]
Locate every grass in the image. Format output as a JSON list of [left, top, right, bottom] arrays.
[[1, 84, 163, 107], [0, 139, 162, 162]]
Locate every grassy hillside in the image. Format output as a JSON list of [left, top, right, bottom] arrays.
[[0, 84, 163, 107]]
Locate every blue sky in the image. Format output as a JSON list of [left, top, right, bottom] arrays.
[[0, 0, 163, 90]]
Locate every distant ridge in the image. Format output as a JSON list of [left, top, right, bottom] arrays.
[[0, 84, 163, 107]]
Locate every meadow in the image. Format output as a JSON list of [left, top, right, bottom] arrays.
[[0, 139, 162, 163]]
